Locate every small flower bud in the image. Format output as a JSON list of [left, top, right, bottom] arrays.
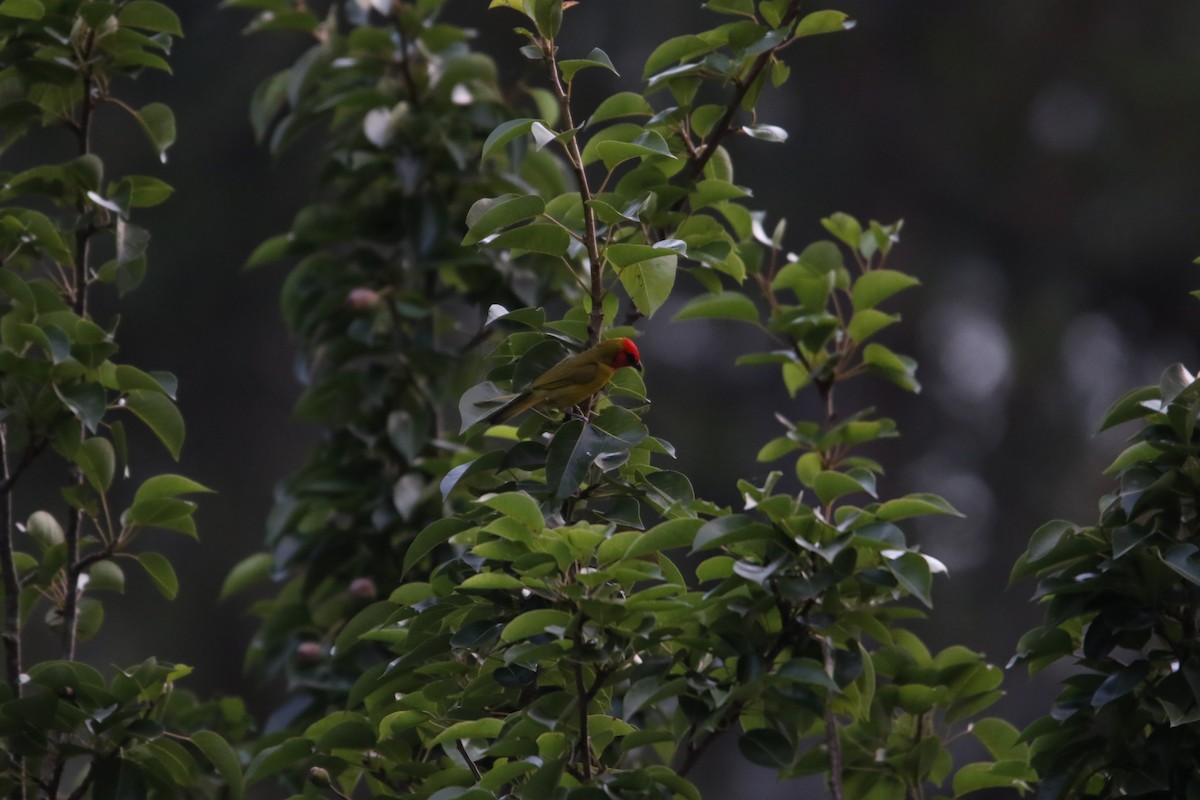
[[349, 576, 378, 599], [307, 766, 331, 787], [294, 641, 323, 665], [346, 287, 381, 310]]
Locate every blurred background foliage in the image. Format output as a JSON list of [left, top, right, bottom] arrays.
[[6, 1, 1199, 796]]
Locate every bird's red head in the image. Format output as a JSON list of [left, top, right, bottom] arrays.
[[613, 337, 642, 371]]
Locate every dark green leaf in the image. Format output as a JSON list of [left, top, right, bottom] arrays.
[[75, 437, 116, 493], [218, 552, 272, 601], [191, 731, 244, 799], [122, 390, 184, 459], [0, 0, 43, 19], [134, 103, 176, 159], [738, 728, 793, 769], [244, 737, 313, 785], [560, 47, 618, 82], [118, 1, 182, 35], [463, 194, 546, 245], [136, 552, 179, 600], [672, 291, 759, 323], [481, 118, 536, 160], [796, 10, 852, 36]]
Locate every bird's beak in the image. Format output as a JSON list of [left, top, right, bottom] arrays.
[[632, 360, 643, 372]]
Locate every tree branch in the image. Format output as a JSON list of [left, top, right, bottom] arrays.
[[685, 0, 805, 182], [541, 38, 605, 346], [822, 636, 844, 800], [0, 425, 22, 698]]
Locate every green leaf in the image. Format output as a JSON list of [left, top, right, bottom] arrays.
[[796, 10, 852, 36], [622, 518, 703, 560], [87, 560, 125, 593], [429, 718, 506, 747], [1102, 440, 1160, 475], [876, 493, 963, 521], [133, 474, 212, 505], [848, 308, 899, 343], [58, 382, 106, 433], [738, 728, 793, 769], [952, 760, 1035, 796], [463, 194, 546, 245], [1091, 660, 1149, 708], [118, 1, 182, 35], [814, 469, 875, 505], [244, 737, 313, 785], [218, 552, 273, 601], [481, 118, 536, 160], [560, 47, 618, 82], [404, 518, 472, 576], [596, 131, 675, 169], [135, 103, 176, 159], [488, 223, 571, 257], [119, 175, 174, 208], [617, 254, 676, 319], [1099, 385, 1158, 431], [531, 0, 562, 37], [501, 609, 573, 642], [136, 552, 179, 600], [460, 572, 524, 591], [26, 511, 64, 549], [589, 91, 653, 125], [0, 0, 44, 19], [643, 34, 714, 79], [821, 212, 862, 249], [1161, 544, 1200, 586], [886, 551, 933, 608], [672, 291, 759, 323], [863, 343, 920, 392], [75, 437, 116, 493], [481, 491, 544, 532], [122, 390, 184, 459], [970, 718, 1027, 761], [1025, 519, 1075, 561], [852, 269, 920, 311], [742, 124, 787, 142], [191, 731, 244, 800]]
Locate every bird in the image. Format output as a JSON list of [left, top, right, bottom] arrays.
[[483, 337, 642, 424]]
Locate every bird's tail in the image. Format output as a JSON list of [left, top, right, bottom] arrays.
[[484, 391, 540, 424]]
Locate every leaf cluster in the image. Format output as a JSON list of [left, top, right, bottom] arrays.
[[1013, 363, 1200, 799]]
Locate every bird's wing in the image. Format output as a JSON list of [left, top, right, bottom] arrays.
[[531, 359, 603, 392]]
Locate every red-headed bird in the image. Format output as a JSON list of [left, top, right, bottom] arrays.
[[485, 337, 642, 424]]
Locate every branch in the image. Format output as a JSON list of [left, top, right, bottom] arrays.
[[574, 663, 592, 780], [456, 740, 482, 782], [0, 425, 23, 699], [62, 483, 85, 661], [822, 636, 844, 800], [541, 38, 605, 346], [685, 0, 805, 182]]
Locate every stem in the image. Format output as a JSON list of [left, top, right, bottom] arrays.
[[822, 636, 844, 800], [456, 740, 482, 782], [574, 663, 591, 780], [0, 426, 22, 698], [542, 38, 605, 346], [62, 51, 97, 664], [685, 0, 805, 181], [61, 492, 84, 661]]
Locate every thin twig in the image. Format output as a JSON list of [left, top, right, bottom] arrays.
[[541, 38, 605, 346], [0, 425, 21, 698], [574, 663, 592, 780], [685, 0, 805, 182], [456, 740, 483, 782], [62, 488, 84, 661], [822, 636, 844, 800]]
